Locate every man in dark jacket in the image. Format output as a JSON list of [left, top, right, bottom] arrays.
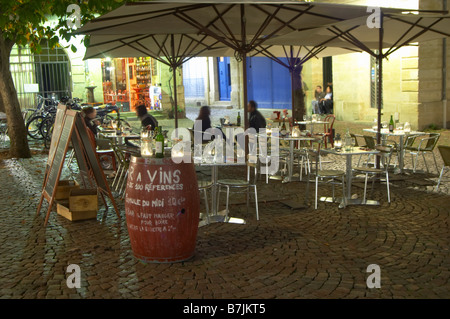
[[248, 100, 266, 131]]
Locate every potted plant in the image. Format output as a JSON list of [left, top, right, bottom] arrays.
[[168, 106, 185, 119]]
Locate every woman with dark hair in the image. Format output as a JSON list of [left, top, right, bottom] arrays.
[[193, 106, 213, 141], [82, 106, 99, 136], [135, 103, 158, 130]]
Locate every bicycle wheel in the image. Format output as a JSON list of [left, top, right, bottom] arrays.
[[22, 109, 37, 124], [26, 116, 45, 139], [40, 117, 54, 148]]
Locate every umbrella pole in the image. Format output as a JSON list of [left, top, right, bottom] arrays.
[[376, 12, 384, 170], [243, 52, 248, 130], [290, 68, 295, 121], [171, 34, 178, 130], [290, 45, 296, 122], [173, 66, 178, 130]]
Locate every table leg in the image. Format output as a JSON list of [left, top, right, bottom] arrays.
[[346, 154, 353, 199], [398, 135, 404, 174], [282, 140, 295, 183]]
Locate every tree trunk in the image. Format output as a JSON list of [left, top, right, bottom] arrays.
[[0, 35, 31, 158]]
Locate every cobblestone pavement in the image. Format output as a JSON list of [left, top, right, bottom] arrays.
[[0, 138, 449, 300]]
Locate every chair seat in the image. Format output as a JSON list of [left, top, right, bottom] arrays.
[[353, 166, 384, 173], [198, 180, 213, 189], [217, 179, 249, 186], [317, 169, 345, 177]]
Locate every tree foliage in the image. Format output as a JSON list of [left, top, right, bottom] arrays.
[[0, 0, 125, 53]]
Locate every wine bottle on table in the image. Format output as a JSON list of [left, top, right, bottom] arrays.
[[237, 112, 241, 126], [281, 118, 287, 132], [389, 115, 395, 133], [155, 127, 164, 158]]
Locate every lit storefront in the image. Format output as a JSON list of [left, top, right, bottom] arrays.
[[101, 57, 162, 112]]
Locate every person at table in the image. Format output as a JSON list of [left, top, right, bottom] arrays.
[[312, 85, 325, 114], [248, 100, 266, 131], [193, 105, 225, 141], [136, 103, 158, 130], [319, 85, 333, 114], [81, 106, 100, 136]]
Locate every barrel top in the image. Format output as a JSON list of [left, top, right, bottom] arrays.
[[131, 155, 193, 166]]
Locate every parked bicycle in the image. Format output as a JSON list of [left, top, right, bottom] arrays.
[[94, 104, 131, 129]]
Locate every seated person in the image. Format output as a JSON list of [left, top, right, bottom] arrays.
[[312, 85, 325, 114], [248, 100, 266, 131], [135, 103, 158, 130], [81, 106, 100, 137], [192, 106, 225, 142], [319, 85, 333, 114]]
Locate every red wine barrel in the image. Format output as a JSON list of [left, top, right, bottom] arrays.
[[125, 156, 200, 263]]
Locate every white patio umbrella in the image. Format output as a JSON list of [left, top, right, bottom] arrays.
[[77, 0, 408, 129], [264, 11, 450, 147]]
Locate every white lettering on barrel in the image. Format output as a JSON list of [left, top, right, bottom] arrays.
[[136, 172, 142, 182], [147, 170, 158, 183], [152, 198, 164, 207], [173, 170, 181, 184], [128, 165, 134, 181], [126, 197, 141, 206]]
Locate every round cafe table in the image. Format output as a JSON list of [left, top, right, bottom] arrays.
[[363, 128, 426, 174]]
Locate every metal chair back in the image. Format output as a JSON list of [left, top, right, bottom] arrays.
[[438, 145, 450, 167], [363, 135, 376, 149]]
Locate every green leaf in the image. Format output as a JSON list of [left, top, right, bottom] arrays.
[[71, 44, 77, 53]]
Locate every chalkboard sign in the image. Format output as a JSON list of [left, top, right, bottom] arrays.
[[74, 115, 120, 218], [47, 104, 67, 167], [74, 115, 109, 193], [37, 110, 120, 226], [44, 110, 76, 198], [71, 128, 92, 188]]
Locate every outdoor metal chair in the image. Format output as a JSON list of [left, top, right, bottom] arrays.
[[216, 162, 259, 221], [305, 139, 346, 209], [405, 133, 440, 173], [198, 180, 212, 225], [352, 145, 393, 204], [315, 114, 335, 148], [435, 145, 450, 191]]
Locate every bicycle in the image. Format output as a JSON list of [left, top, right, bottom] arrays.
[[40, 97, 83, 148], [94, 104, 131, 129]]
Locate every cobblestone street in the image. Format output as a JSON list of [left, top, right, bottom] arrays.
[[0, 133, 449, 299]]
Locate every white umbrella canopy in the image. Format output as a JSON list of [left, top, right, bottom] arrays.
[[78, 1, 447, 129], [84, 33, 230, 61], [264, 13, 450, 53], [78, 1, 404, 41]]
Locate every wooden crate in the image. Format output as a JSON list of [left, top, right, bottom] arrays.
[[55, 180, 80, 200], [69, 189, 99, 212], [56, 201, 97, 221], [56, 189, 98, 221]]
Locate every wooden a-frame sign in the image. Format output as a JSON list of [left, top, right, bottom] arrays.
[[36, 109, 120, 226]]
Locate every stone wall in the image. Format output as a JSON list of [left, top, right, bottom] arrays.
[[418, 0, 450, 129]]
